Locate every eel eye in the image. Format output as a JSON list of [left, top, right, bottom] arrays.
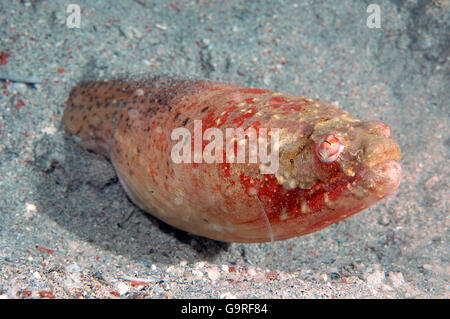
[[316, 134, 344, 163]]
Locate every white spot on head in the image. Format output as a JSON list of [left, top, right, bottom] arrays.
[[324, 193, 330, 204], [280, 207, 288, 220], [301, 201, 310, 213], [287, 179, 297, 189], [344, 166, 355, 177], [174, 196, 183, 205]]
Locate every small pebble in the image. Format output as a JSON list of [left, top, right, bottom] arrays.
[[220, 292, 237, 299], [247, 266, 257, 277], [195, 261, 205, 269], [365, 270, 385, 288], [206, 268, 220, 281], [116, 282, 129, 296], [179, 260, 187, 266], [388, 271, 405, 288]]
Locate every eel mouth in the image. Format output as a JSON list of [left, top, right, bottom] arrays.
[[360, 160, 402, 198]]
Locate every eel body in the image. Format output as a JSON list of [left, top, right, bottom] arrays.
[[63, 75, 402, 243]]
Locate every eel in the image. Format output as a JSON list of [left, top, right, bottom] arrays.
[[62, 75, 402, 243]]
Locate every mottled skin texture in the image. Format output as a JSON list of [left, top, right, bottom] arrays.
[[63, 75, 402, 243]]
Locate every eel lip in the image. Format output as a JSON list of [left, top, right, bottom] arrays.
[[363, 160, 402, 197]]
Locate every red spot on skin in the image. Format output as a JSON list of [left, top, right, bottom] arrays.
[[148, 164, 158, 184], [304, 187, 327, 212], [240, 88, 271, 94], [0, 51, 11, 65], [229, 266, 236, 272], [21, 290, 32, 296], [220, 163, 235, 187], [200, 108, 217, 129], [239, 173, 291, 221], [218, 105, 238, 126], [281, 103, 304, 112], [36, 245, 54, 254], [232, 107, 256, 127], [220, 163, 231, 178], [202, 105, 238, 129], [252, 121, 261, 130], [57, 68, 65, 73], [270, 96, 287, 103], [245, 98, 256, 104], [110, 290, 120, 297], [38, 291, 55, 298]]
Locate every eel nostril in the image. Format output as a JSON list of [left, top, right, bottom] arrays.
[[377, 122, 391, 138]]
